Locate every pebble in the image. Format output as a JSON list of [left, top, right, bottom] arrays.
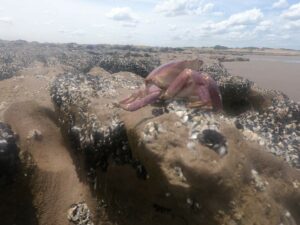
[[292, 180, 299, 189], [251, 169, 267, 191], [174, 166, 187, 182], [187, 141, 196, 150], [198, 129, 228, 156], [67, 202, 94, 225], [27, 129, 43, 141]]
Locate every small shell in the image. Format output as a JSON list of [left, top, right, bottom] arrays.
[[190, 132, 199, 140], [182, 115, 189, 123], [175, 111, 185, 118], [187, 141, 196, 150]]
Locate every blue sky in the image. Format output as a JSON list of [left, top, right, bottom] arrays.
[[0, 0, 300, 49]]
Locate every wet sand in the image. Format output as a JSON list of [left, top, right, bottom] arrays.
[[223, 55, 300, 102]]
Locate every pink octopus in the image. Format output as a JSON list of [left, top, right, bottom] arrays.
[[119, 59, 222, 111]]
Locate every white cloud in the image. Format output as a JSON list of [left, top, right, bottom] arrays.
[[230, 25, 246, 31], [199, 8, 263, 34], [281, 34, 291, 39], [195, 3, 214, 15], [121, 21, 138, 27], [281, 3, 300, 20], [283, 19, 300, 29], [226, 8, 263, 26], [169, 24, 178, 31], [43, 20, 54, 25], [255, 20, 273, 31], [0, 0, 299, 49], [106, 7, 138, 22], [227, 31, 256, 40], [154, 0, 214, 16], [106, 7, 139, 27], [0, 16, 13, 24], [272, 0, 289, 9], [71, 29, 86, 36], [265, 33, 278, 40], [58, 29, 67, 34], [144, 19, 152, 24], [91, 24, 105, 28], [213, 11, 224, 16]]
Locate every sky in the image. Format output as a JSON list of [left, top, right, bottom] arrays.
[[0, 0, 300, 49]]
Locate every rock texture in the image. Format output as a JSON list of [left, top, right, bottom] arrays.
[[202, 61, 299, 167], [0, 122, 19, 184], [0, 40, 160, 80], [0, 40, 299, 225], [50, 70, 147, 177], [122, 101, 300, 225], [49, 59, 300, 225]]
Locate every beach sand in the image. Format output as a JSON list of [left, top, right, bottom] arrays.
[[223, 55, 300, 102]]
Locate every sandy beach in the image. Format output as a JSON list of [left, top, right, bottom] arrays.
[[223, 55, 300, 102]]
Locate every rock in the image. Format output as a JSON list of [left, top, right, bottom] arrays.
[[122, 103, 300, 225], [0, 122, 19, 184], [50, 71, 147, 177], [26, 129, 43, 141], [251, 169, 267, 191], [215, 55, 250, 62], [236, 96, 300, 167], [0, 40, 160, 81], [68, 202, 94, 225], [49, 58, 300, 225], [203, 62, 299, 168], [97, 55, 160, 77], [198, 129, 228, 156], [202, 62, 282, 115]]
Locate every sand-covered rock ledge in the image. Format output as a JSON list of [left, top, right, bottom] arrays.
[[0, 41, 299, 225], [49, 58, 299, 225]]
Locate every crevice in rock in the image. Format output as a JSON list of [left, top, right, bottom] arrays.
[[0, 122, 38, 225]]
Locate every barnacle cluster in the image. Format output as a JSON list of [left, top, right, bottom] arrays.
[[236, 97, 300, 167], [50, 72, 147, 177], [203, 63, 300, 167], [166, 100, 228, 155], [0, 40, 160, 81], [68, 202, 94, 225]]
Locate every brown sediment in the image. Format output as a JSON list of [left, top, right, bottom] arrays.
[[4, 101, 97, 225], [0, 64, 99, 225]]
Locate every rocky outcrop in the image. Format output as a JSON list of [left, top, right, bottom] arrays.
[[4, 101, 97, 225], [0, 121, 37, 225], [203, 62, 299, 167], [0, 40, 160, 80], [0, 122, 19, 184], [50, 62, 300, 225], [1, 39, 299, 225], [122, 100, 300, 225], [97, 55, 160, 77], [50, 70, 147, 177]]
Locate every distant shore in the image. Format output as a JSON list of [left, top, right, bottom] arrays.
[[223, 54, 300, 102]]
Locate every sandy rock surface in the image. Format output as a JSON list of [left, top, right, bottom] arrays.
[[122, 104, 300, 225], [0, 40, 299, 225], [50, 60, 299, 224]]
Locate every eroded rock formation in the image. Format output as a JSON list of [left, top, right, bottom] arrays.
[[49, 60, 300, 225]]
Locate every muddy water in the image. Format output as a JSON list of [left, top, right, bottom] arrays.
[[223, 55, 300, 102]]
